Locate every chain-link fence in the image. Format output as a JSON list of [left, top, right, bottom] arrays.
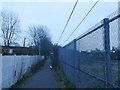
[[58, 9, 120, 88]]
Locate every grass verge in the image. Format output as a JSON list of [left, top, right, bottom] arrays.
[[54, 66, 75, 89]]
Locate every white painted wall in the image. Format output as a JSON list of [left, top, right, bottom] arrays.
[[1, 55, 42, 89]]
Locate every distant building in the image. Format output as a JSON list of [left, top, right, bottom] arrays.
[[9, 42, 20, 47], [2, 46, 38, 55]]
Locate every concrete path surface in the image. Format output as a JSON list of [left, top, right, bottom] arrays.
[[16, 59, 63, 88]]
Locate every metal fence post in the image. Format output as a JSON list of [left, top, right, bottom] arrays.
[[58, 48, 60, 67], [64, 47, 66, 76], [103, 18, 112, 88], [74, 39, 76, 87]]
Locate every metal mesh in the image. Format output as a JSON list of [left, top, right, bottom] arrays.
[[109, 12, 120, 87], [76, 27, 105, 88], [65, 42, 75, 84], [59, 42, 76, 85], [107, 10, 118, 20], [58, 9, 120, 88]]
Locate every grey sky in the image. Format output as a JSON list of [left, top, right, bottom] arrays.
[[1, 1, 120, 46]]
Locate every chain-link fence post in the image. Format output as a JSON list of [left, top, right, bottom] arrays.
[[103, 18, 112, 88], [65, 47, 67, 76], [73, 39, 76, 87]]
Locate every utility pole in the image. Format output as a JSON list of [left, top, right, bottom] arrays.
[[23, 38, 26, 47], [39, 35, 43, 55], [39, 38, 41, 55]]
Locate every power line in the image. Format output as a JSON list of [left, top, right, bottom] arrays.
[[57, 0, 79, 44], [62, 0, 100, 46]]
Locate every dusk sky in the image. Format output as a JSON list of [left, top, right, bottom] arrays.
[[1, 0, 120, 46]]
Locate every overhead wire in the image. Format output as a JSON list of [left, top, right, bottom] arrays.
[[62, 0, 100, 46], [57, 0, 79, 44]]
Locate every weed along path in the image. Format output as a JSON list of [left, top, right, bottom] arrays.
[[14, 59, 63, 88]]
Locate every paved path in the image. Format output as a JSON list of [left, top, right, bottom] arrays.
[[17, 59, 63, 88]]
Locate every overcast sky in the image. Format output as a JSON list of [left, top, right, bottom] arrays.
[[1, 0, 120, 46]]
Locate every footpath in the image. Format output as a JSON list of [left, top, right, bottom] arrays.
[[15, 59, 63, 88]]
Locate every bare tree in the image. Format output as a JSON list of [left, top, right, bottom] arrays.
[[28, 25, 53, 57], [29, 25, 50, 46], [0, 10, 20, 46]]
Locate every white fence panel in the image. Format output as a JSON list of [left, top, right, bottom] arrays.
[[0, 54, 2, 90], [14, 56, 23, 83], [1, 55, 42, 89], [2, 56, 15, 88]]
